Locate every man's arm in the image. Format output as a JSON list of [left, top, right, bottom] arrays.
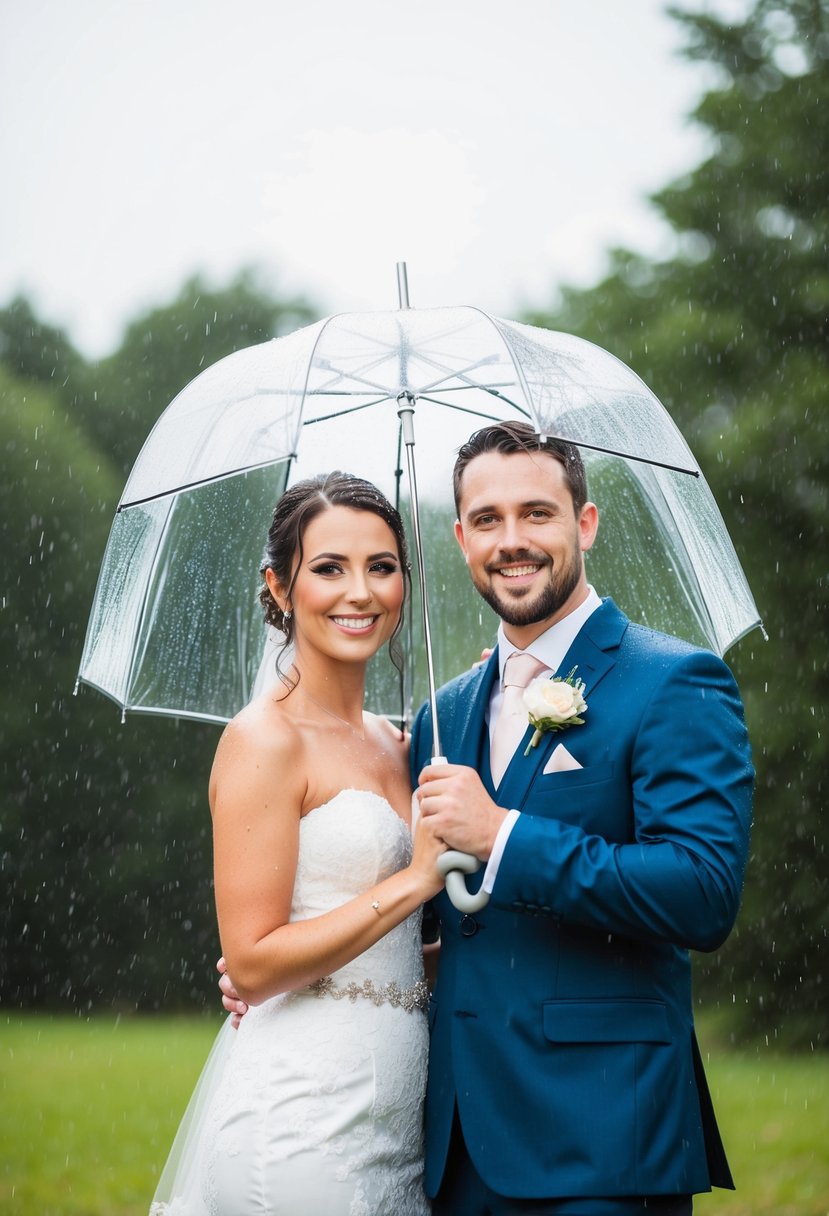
[[217, 956, 248, 1027], [491, 649, 753, 951]]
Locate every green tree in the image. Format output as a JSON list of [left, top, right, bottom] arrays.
[[0, 274, 320, 1013], [0, 295, 88, 392], [0, 357, 218, 1011], [527, 0, 828, 1045]]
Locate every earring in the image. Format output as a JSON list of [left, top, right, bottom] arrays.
[[283, 609, 292, 624]]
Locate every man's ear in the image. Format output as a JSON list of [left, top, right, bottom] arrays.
[[453, 518, 469, 562], [578, 502, 599, 554]]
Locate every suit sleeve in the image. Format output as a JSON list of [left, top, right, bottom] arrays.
[[491, 649, 754, 952]]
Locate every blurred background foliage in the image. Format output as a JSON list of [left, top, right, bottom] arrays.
[[1, 0, 826, 1046]]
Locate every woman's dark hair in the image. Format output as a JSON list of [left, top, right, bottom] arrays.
[[259, 471, 410, 679], [453, 421, 588, 515]]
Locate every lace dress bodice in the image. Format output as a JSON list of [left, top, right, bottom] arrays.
[[279, 787, 424, 997]]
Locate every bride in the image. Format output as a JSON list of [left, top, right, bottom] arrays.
[[150, 472, 446, 1216]]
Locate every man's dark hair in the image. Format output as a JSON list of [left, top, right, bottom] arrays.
[[452, 421, 588, 515]]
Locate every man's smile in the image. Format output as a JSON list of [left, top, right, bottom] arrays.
[[497, 563, 543, 579]]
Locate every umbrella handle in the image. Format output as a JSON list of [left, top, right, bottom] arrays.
[[429, 756, 491, 913], [438, 850, 490, 913]]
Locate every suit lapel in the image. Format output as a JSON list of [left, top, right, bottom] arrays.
[[444, 651, 499, 785], [558, 596, 627, 689], [498, 717, 555, 807], [497, 599, 628, 810]]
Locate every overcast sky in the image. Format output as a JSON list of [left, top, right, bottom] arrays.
[[2, 0, 734, 357]]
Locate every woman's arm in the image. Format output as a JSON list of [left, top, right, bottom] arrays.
[[211, 716, 445, 1006]]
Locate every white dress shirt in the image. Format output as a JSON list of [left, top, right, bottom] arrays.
[[481, 587, 602, 894]]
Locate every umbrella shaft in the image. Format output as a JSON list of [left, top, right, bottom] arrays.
[[396, 262, 410, 309], [398, 396, 442, 758]]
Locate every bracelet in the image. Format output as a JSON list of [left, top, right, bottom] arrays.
[[370, 899, 381, 916]]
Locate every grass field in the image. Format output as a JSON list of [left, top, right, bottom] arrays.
[[1, 1013, 827, 1215]]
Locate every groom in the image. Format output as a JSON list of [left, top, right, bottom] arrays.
[[411, 421, 753, 1215]]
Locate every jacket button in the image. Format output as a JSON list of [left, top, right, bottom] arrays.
[[460, 915, 478, 937]]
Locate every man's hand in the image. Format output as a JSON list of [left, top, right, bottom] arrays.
[[416, 763, 507, 860], [217, 956, 248, 1029]]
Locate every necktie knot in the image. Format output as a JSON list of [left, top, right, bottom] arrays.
[[503, 651, 545, 691]]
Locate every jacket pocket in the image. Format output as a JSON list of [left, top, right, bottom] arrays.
[[543, 998, 671, 1044], [533, 759, 615, 790]]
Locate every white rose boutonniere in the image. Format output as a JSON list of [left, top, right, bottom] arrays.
[[522, 667, 587, 755]]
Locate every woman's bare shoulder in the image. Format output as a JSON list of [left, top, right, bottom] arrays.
[[223, 691, 300, 749], [210, 694, 304, 806]]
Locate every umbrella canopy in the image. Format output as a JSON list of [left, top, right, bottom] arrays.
[[77, 304, 761, 724]]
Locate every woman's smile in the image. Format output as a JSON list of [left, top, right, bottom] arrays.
[[330, 613, 380, 633]]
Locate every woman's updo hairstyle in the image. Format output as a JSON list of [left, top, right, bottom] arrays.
[[259, 472, 410, 668]]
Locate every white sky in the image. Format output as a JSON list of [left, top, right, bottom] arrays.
[[1, 0, 725, 357]]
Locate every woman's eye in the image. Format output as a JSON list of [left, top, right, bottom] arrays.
[[310, 563, 342, 576], [370, 561, 399, 575]]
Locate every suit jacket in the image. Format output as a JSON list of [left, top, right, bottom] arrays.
[[410, 598, 753, 1201]]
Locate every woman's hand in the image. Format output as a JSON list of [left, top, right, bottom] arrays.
[[409, 810, 448, 900]]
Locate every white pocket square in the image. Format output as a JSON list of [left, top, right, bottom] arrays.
[[543, 743, 583, 774]]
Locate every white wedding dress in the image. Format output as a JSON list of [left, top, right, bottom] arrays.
[[150, 790, 430, 1216]]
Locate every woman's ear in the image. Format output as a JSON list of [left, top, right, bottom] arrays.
[[264, 567, 290, 615]]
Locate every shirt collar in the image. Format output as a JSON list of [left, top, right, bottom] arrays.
[[497, 586, 602, 684]]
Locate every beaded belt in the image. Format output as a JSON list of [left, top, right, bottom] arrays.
[[308, 975, 429, 1013]]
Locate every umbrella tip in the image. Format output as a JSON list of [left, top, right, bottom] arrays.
[[396, 262, 410, 309]]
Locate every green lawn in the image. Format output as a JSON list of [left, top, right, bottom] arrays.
[[1, 1014, 827, 1215], [693, 1028, 829, 1216], [0, 1015, 220, 1216]]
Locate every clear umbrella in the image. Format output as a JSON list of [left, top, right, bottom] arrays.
[[77, 274, 760, 734]]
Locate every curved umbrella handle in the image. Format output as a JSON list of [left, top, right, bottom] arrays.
[[437, 849, 491, 913]]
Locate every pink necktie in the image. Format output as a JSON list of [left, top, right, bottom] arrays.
[[490, 652, 546, 786]]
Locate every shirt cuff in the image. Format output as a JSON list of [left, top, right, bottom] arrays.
[[482, 809, 520, 894]]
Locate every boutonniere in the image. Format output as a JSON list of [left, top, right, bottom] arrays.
[[522, 667, 588, 755]]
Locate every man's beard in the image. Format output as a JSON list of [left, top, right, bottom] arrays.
[[471, 545, 582, 628]]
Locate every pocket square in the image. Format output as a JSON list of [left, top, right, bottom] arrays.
[[543, 743, 583, 774]]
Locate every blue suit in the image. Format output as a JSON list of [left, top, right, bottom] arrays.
[[410, 599, 753, 1202]]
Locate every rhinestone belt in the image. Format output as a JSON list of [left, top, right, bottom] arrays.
[[308, 975, 429, 1013]]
